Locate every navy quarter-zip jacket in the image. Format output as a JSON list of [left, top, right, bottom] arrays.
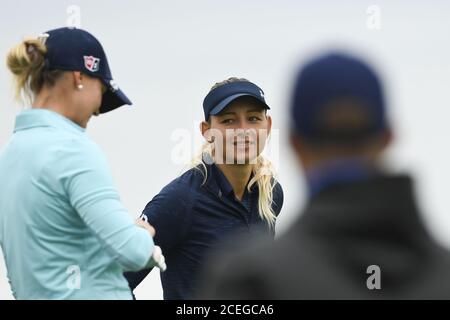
[[125, 162, 283, 299]]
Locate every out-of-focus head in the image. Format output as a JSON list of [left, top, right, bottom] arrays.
[[289, 52, 392, 169]]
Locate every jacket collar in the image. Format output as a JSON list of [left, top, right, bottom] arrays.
[[14, 109, 85, 134], [201, 159, 256, 199], [299, 174, 432, 247]]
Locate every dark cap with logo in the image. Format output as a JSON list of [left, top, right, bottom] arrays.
[[203, 80, 270, 121], [40, 27, 131, 114], [290, 52, 387, 141]]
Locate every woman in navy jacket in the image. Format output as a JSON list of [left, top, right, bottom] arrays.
[[125, 78, 283, 299]]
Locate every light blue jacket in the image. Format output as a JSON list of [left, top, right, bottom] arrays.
[[0, 109, 154, 299]]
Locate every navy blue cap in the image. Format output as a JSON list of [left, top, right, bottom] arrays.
[[291, 52, 387, 140], [41, 27, 131, 114], [203, 81, 270, 120]]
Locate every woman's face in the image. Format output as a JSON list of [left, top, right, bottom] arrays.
[[80, 75, 106, 116], [204, 97, 272, 165], [62, 72, 106, 127]]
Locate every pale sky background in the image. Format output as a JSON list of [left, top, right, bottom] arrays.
[[1, 0, 449, 300]]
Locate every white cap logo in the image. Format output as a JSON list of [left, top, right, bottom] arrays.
[[110, 80, 119, 92]]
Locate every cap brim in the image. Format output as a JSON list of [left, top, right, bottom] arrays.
[[99, 81, 132, 114], [209, 93, 270, 116]]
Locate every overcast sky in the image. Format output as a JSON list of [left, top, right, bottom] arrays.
[[1, 0, 449, 300]]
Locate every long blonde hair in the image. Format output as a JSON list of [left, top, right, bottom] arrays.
[[6, 35, 63, 105], [188, 77, 279, 230]]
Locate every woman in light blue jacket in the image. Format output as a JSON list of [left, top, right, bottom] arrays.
[[0, 27, 164, 299]]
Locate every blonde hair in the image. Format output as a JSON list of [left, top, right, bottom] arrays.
[[210, 77, 249, 91], [188, 77, 278, 229], [6, 36, 62, 104]]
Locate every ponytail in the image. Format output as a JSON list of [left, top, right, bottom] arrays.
[[6, 36, 62, 104]]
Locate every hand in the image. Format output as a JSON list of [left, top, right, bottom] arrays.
[[135, 218, 166, 272], [152, 246, 167, 272], [135, 218, 156, 237]]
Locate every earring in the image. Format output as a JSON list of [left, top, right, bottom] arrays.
[[77, 84, 84, 90]]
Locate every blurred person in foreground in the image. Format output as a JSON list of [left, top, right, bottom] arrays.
[[199, 52, 450, 299]]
